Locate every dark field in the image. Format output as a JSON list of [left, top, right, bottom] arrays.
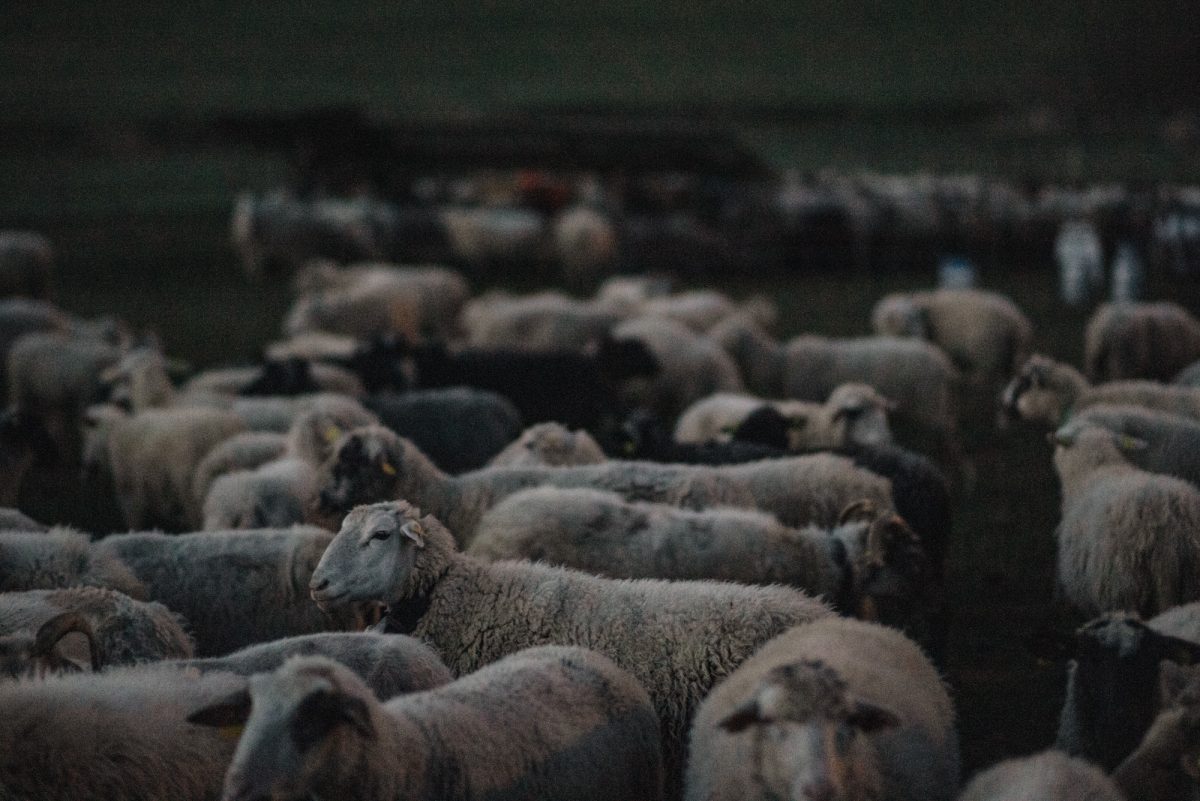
[[6, 0, 1200, 784]]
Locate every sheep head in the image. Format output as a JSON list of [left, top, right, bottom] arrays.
[[189, 656, 376, 801], [718, 660, 898, 801], [310, 500, 447, 611], [1001, 355, 1085, 426], [316, 426, 404, 517]]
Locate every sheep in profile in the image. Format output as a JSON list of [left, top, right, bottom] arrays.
[[471, 489, 929, 633], [958, 751, 1125, 801], [309, 501, 831, 796], [192, 648, 662, 801], [0, 231, 54, 300], [487, 422, 607, 468], [1052, 422, 1200, 616], [94, 526, 363, 656], [686, 617, 959, 801], [0, 529, 144, 599], [612, 315, 744, 420], [1085, 301, 1200, 382], [1111, 661, 1200, 801], [174, 631, 452, 696], [674, 384, 894, 450], [315, 426, 893, 543], [1002, 353, 1200, 427], [871, 288, 1033, 386], [0, 587, 193, 674]]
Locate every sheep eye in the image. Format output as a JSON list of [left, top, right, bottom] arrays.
[[369, 529, 391, 542]]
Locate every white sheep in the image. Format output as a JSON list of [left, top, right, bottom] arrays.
[[190, 648, 664, 801], [486, 422, 607, 468], [686, 616, 959, 801], [470, 488, 928, 629], [316, 426, 894, 544], [310, 501, 831, 797], [871, 288, 1033, 386], [1052, 422, 1200, 616]]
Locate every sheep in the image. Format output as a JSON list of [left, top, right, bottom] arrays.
[[870, 288, 1033, 386], [487, 421, 606, 468], [284, 263, 469, 342], [0, 506, 46, 532], [191, 647, 663, 801], [1056, 605, 1200, 770], [83, 405, 246, 530], [461, 289, 623, 351], [958, 751, 1125, 801], [0, 529, 145, 599], [0, 231, 54, 300], [1052, 422, 1200, 617], [0, 587, 193, 672], [674, 384, 894, 450], [202, 457, 320, 530], [309, 501, 832, 797], [470, 488, 930, 632], [315, 426, 895, 544], [712, 317, 959, 444], [1111, 660, 1200, 801], [7, 330, 122, 462], [1066, 403, 1200, 490], [93, 526, 364, 656], [364, 387, 524, 474], [174, 631, 452, 694], [553, 205, 620, 285], [0, 663, 244, 801], [685, 617, 959, 801], [292, 260, 469, 339], [611, 315, 744, 421], [190, 430, 288, 510], [1002, 353, 1200, 427], [1084, 301, 1200, 382]]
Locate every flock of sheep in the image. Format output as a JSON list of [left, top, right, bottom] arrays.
[[3, 216, 1200, 801]]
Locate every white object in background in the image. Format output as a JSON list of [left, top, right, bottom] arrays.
[[1110, 241, 1144, 303], [937, 255, 977, 289], [1055, 219, 1105, 306]]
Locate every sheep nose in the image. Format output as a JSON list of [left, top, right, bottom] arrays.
[[310, 577, 330, 592]]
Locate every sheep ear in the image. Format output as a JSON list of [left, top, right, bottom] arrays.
[[401, 520, 426, 549], [846, 700, 900, 733], [717, 697, 766, 733], [188, 687, 252, 729], [292, 690, 376, 749]]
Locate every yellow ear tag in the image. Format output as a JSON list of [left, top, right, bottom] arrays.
[[381, 462, 397, 476], [324, 426, 343, 444], [218, 724, 245, 741]]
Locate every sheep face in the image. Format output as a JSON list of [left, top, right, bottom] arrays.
[[719, 661, 898, 801], [190, 657, 375, 801], [825, 384, 894, 448], [843, 515, 928, 631], [310, 503, 424, 610], [317, 429, 401, 518], [1001, 356, 1072, 425]]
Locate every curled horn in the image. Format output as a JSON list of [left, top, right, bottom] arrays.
[[33, 612, 104, 672], [838, 499, 878, 526]]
